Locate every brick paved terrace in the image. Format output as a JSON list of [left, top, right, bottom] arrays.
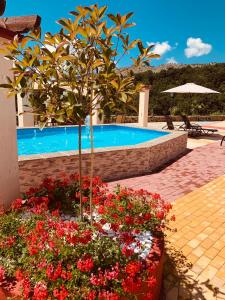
[[109, 141, 225, 202], [109, 136, 225, 299]]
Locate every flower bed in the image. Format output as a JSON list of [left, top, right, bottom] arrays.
[[0, 175, 174, 300]]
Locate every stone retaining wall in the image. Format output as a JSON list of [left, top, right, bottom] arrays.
[[18, 131, 187, 193], [105, 115, 225, 123]]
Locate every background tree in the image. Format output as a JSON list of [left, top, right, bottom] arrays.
[[134, 64, 225, 116], [0, 4, 158, 221]]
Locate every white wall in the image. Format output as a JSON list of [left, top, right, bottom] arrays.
[[138, 87, 150, 127], [0, 37, 20, 208], [17, 93, 34, 127]]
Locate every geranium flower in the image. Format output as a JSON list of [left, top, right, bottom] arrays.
[[33, 282, 48, 300], [125, 261, 141, 277], [0, 266, 5, 282], [122, 276, 142, 293], [77, 256, 94, 272], [11, 198, 23, 210]]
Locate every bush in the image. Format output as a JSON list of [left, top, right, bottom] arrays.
[[0, 175, 174, 299]]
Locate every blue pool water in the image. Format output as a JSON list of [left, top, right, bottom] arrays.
[[17, 125, 169, 156]]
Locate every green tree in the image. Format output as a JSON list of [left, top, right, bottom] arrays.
[[0, 4, 158, 221]]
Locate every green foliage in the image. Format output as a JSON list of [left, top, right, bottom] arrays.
[[135, 64, 225, 115], [0, 4, 157, 124]]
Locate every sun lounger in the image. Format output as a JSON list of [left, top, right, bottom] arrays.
[[162, 115, 200, 137], [181, 115, 218, 136]]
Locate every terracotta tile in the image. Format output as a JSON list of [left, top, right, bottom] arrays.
[[210, 256, 225, 269], [191, 264, 203, 275], [188, 253, 199, 264], [196, 256, 211, 269], [192, 247, 205, 257], [200, 238, 216, 250], [181, 245, 193, 256], [204, 247, 219, 260], [218, 247, 225, 259], [196, 233, 208, 241], [187, 239, 201, 249], [200, 265, 218, 280]]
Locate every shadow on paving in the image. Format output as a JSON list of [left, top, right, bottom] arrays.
[[150, 149, 193, 174], [160, 241, 225, 300], [107, 148, 193, 183], [189, 133, 224, 142]]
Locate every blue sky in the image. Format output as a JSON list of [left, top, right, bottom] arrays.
[[5, 0, 225, 67]]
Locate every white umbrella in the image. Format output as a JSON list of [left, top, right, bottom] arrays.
[[161, 83, 220, 94]]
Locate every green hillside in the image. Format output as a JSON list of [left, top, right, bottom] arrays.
[[134, 63, 225, 115]]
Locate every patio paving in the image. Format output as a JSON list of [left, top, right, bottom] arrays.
[[108, 138, 225, 298], [109, 141, 225, 202], [163, 175, 225, 300]]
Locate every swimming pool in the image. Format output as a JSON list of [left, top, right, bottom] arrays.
[[17, 125, 170, 156]]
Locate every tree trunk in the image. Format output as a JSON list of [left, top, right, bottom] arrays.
[[89, 112, 94, 225], [78, 123, 83, 221]]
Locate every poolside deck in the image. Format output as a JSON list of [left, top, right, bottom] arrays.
[[109, 140, 225, 202]]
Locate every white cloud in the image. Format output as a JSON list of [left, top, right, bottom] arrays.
[[166, 57, 178, 64], [185, 37, 212, 58], [147, 41, 172, 56]]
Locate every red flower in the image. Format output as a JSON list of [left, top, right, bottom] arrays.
[[171, 214, 176, 221], [0, 266, 5, 282], [147, 276, 157, 288], [156, 210, 164, 220], [90, 272, 106, 286], [122, 276, 142, 293], [87, 290, 97, 300], [51, 209, 60, 217], [98, 205, 105, 214], [146, 292, 154, 300], [125, 261, 141, 277], [110, 223, 119, 232], [125, 215, 134, 225], [22, 278, 31, 299], [143, 213, 151, 220], [98, 290, 119, 300], [33, 282, 48, 300], [53, 285, 69, 300], [82, 196, 88, 203], [11, 198, 23, 210], [77, 257, 94, 272], [15, 269, 24, 281], [118, 206, 124, 212], [104, 263, 119, 280], [121, 246, 134, 258], [152, 193, 160, 200]]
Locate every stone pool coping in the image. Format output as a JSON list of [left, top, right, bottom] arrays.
[[18, 124, 187, 162]]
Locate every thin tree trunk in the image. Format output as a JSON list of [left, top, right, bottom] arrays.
[[78, 122, 83, 221], [89, 94, 94, 226]]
